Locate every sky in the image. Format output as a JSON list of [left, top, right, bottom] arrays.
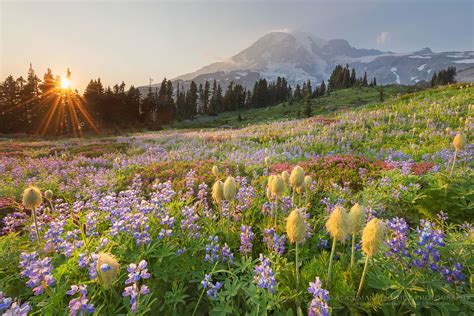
[[1, 0, 473, 92]]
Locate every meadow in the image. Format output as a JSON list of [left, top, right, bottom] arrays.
[[0, 84, 472, 315]]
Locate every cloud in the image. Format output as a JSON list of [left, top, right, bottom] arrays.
[[376, 32, 389, 44]]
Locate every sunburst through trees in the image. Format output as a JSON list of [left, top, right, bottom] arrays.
[[0, 65, 99, 136]]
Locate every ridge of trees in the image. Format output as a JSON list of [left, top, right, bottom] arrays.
[[1, 64, 378, 135]]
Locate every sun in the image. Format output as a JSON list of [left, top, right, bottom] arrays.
[[60, 76, 71, 89]]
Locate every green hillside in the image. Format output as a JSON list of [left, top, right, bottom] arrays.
[[172, 85, 421, 129]]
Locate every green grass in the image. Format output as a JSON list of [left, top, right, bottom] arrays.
[[172, 85, 421, 129]]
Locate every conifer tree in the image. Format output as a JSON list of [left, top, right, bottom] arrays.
[[303, 94, 312, 117]]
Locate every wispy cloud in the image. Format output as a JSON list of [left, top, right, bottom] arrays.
[[376, 32, 389, 44]]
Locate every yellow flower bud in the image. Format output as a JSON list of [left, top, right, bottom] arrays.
[[271, 175, 285, 196], [223, 176, 237, 200], [361, 218, 387, 257], [281, 170, 290, 185], [453, 133, 465, 150], [348, 203, 366, 234], [212, 180, 224, 204], [211, 165, 219, 178], [97, 252, 120, 289], [325, 206, 349, 242], [286, 208, 306, 244], [44, 190, 53, 200], [290, 165, 305, 189], [22, 186, 43, 210]]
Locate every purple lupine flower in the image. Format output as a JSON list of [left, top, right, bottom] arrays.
[[235, 177, 256, 218], [253, 254, 276, 294], [123, 260, 151, 314], [19, 252, 56, 295], [201, 274, 224, 300], [196, 183, 212, 218], [0, 292, 12, 310], [181, 206, 201, 239], [2, 301, 31, 316], [239, 225, 254, 256], [176, 247, 186, 255], [386, 217, 410, 260], [125, 260, 151, 285], [78, 253, 98, 280], [158, 214, 175, 240], [262, 227, 286, 256], [437, 211, 448, 223], [67, 285, 94, 316], [204, 236, 221, 263], [413, 220, 445, 270], [315, 237, 329, 249], [308, 277, 330, 316], [441, 262, 465, 284], [183, 169, 196, 200], [221, 243, 234, 265]]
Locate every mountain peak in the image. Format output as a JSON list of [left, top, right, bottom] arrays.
[[170, 31, 472, 88], [416, 47, 433, 54]]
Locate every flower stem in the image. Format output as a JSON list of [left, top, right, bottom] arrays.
[[450, 148, 458, 177], [295, 242, 299, 286], [350, 233, 356, 270], [31, 207, 41, 246], [357, 255, 370, 298], [327, 237, 336, 285], [274, 198, 278, 228]]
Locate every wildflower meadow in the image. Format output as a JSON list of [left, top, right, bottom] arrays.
[[0, 84, 472, 315]]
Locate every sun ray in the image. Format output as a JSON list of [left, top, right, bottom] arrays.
[[8, 71, 101, 136]]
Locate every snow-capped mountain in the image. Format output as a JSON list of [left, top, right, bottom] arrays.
[[143, 31, 473, 92]]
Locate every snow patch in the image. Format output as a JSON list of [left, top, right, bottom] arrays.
[[447, 53, 467, 58], [427, 69, 432, 74], [410, 76, 418, 81], [417, 64, 426, 71], [391, 67, 401, 84], [234, 76, 241, 79], [409, 55, 432, 59], [454, 59, 474, 64]]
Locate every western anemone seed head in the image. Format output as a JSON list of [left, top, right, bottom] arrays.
[[453, 133, 465, 150], [22, 186, 43, 210], [212, 165, 219, 178], [348, 203, 366, 234], [44, 190, 53, 200], [114, 157, 121, 164], [97, 252, 120, 289], [267, 175, 275, 188], [361, 218, 387, 257], [271, 175, 285, 196], [325, 206, 350, 242], [212, 180, 224, 203], [266, 186, 273, 200], [223, 176, 237, 200], [264, 157, 270, 166], [281, 170, 290, 185], [286, 208, 306, 244], [303, 175, 312, 190], [290, 165, 305, 189]]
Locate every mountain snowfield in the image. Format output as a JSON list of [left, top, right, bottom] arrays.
[[141, 31, 473, 92], [140, 32, 474, 93]]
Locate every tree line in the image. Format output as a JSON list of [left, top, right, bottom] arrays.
[[431, 66, 456, 87], [1, 63, 378, 135]]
